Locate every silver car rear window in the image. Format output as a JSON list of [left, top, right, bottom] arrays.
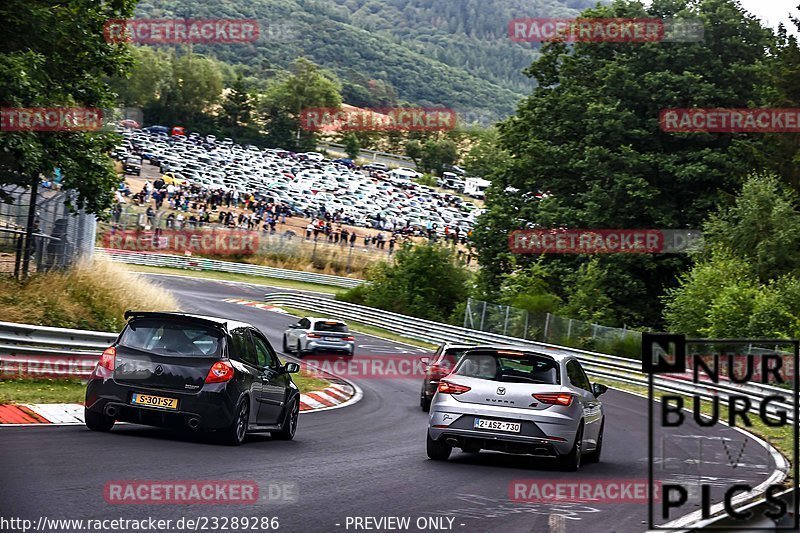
[[314, 321, 348, 333], [453, 352, 560, 385]]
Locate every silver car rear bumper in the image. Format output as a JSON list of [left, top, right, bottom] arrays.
[[428, 394, 581, 456]]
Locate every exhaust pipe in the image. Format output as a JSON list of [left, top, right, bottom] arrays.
[[105, 405, 118, 418], [187, 417, 200, 430], [445, 437, 459, 446]]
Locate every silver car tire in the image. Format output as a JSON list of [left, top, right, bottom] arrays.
[[559, 423, 583, 471], [426, 432, 451, 461], [584, 421, 603, 464]]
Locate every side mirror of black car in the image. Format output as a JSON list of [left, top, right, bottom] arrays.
[[284, 362, 301, 373], [592, 383, 609, 397], [288, 323, 300, 329]]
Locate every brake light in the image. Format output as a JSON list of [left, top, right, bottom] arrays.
[[428, 364, 451, 379], [532, 393, 573, 406], [306, 333, 321, 338], [91, 346, 116, 378], [99, 346, 116, 370], [342, 336, 355, 341], [205, 361, 234, 383], [438, 380, 471, 395]]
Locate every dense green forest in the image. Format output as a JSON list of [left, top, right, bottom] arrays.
[[132, 0, 596, 121], [470, 0, 800, 333]]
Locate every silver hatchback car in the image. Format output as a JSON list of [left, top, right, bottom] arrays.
[[282, 317, 355, 357], [426, 346, 607, 470]]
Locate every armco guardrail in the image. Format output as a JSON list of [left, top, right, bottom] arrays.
[[262, 292, 795, 422], [98, 248, 365, 289], [0, 321, 117, 377], [263, 292, 795, 529], [318, 142, 415, 166]]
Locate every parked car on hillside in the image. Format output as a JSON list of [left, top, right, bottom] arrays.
[[123, 156, 142, 176]]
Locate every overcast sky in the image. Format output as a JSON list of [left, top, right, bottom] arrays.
[[737, 0, 799, 34]]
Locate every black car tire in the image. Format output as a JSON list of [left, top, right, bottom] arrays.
[[273, 398, 299, 441], [223, 399, 249, 446], [559, 424, 583, 471], [420, 395, 431, 412], [296, 341, 304, 359], [84, 408, 114, 432], [584, 421, 603, 464], [282, 335, 289, 352], [426, 432, 451, 461]]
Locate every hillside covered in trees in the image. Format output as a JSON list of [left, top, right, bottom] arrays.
[[133, 0, 596, 121]]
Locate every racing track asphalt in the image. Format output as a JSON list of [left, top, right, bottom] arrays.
[[0, 274, 783, 533]]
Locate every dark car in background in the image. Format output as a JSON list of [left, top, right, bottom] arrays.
[[333, 158, 355, 168], [361, 162, 389, 172], [84, 311, 301, 445], [123, 156, 142, 176], [419, 343, 474, 411]]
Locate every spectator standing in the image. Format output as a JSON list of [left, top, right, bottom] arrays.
[[112, 203, 123, 223]]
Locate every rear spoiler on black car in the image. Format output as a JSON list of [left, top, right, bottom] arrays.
[[123, 310, 229, 332]]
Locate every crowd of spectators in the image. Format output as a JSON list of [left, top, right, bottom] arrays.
[[112, 175, 475, 262]]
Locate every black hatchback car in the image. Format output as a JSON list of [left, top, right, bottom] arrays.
[[84, 311, 301, 445]]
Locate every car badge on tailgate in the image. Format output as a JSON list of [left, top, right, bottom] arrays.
[[185, 384, 200, 390], [154, 365, 164, 375], [496, 387, 506, 395]]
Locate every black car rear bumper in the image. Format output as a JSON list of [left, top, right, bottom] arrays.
[[85, 378, 239, 431]]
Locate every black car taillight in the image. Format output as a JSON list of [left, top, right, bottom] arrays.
[[91, 346, 116, 379], [205, 361, 234, 383], [428, 364, 450, 380]]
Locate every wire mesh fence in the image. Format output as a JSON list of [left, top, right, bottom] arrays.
[[0, 185, 96, 277], [463, 297, 644, 359]]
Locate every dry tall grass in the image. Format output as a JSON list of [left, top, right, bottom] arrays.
[[0, 259, 178, 331], [245, 238, 387, 277]]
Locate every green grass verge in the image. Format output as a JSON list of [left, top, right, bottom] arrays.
[[0, 379, 87, 404], [0, 375, 332, 405], [287, 372, 331, 393], [123, 264, 345, 295], [278, 305, 438, 350], [599, 377, 794, 469]]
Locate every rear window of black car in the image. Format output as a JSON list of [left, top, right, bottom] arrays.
[[453, 351, 560, 385], [120, 319, 223, 357], [314, 321, 348, 333]]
